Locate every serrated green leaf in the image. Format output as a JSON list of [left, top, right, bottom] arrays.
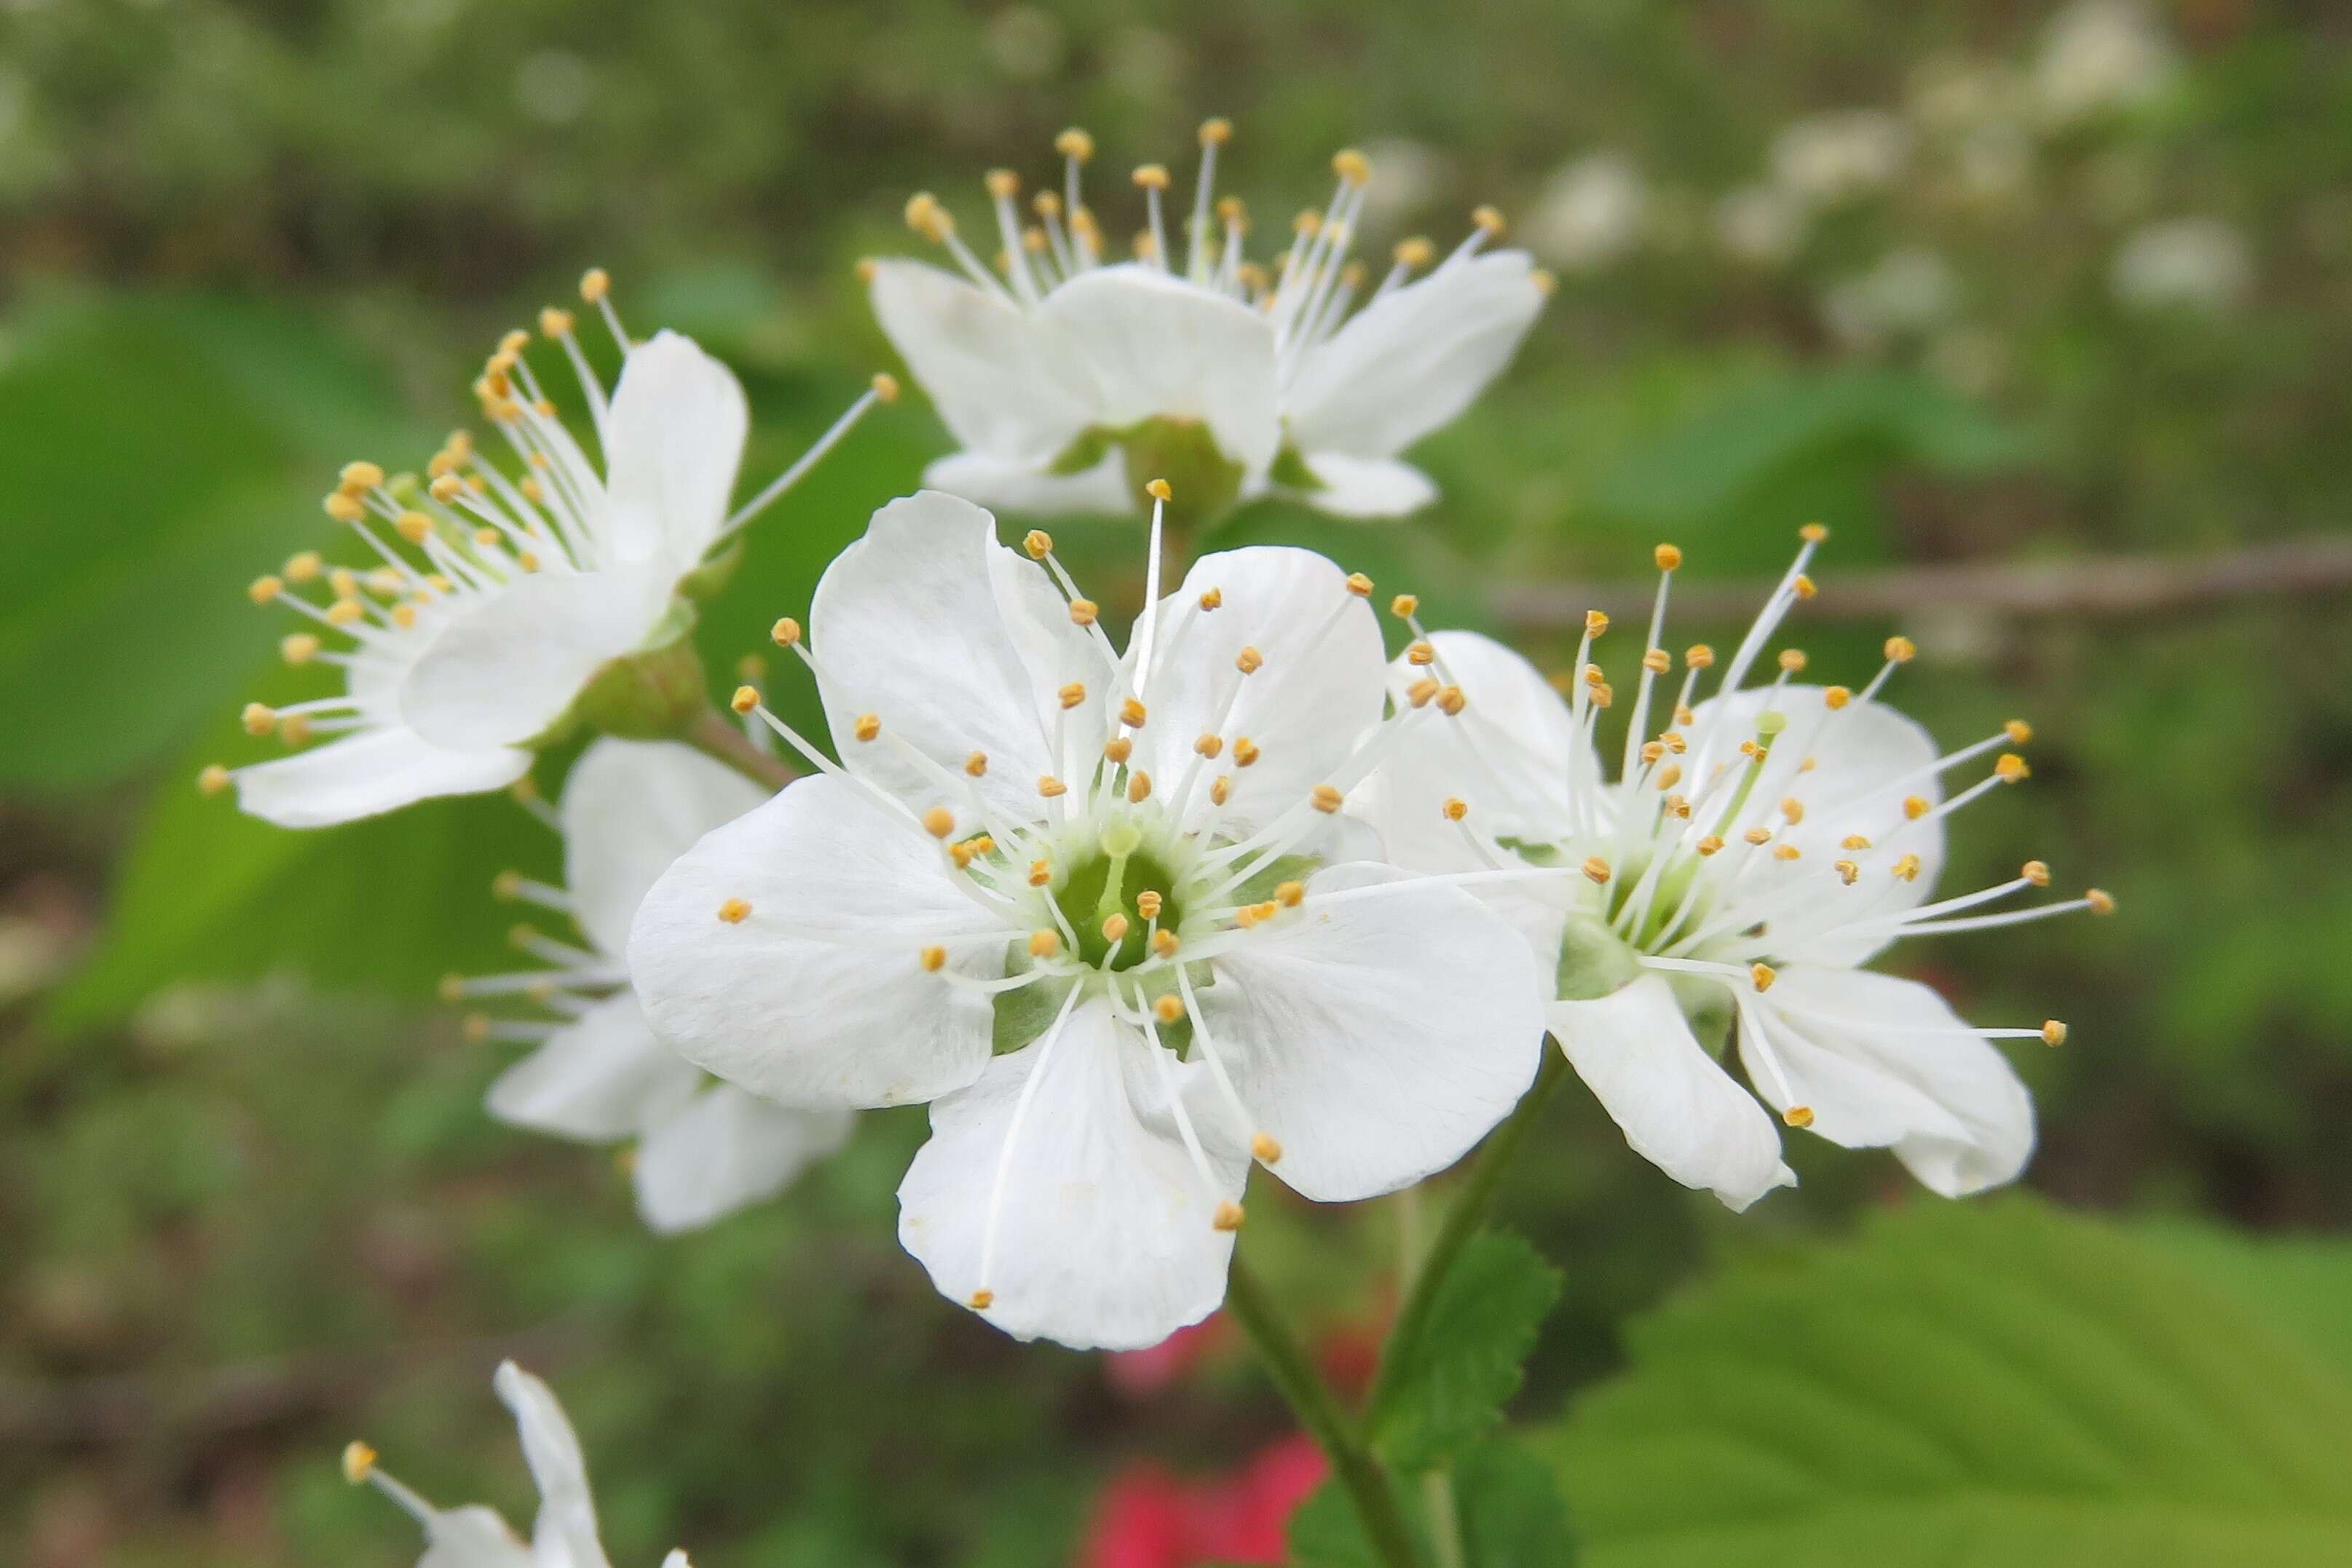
[[1548, 1196, 2352, 1568], [1372, 1230, 1563, 1470], [1455, 1438, 1576, 1568]]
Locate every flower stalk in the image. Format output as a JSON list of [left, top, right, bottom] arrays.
[[682, 706, 797, 793]]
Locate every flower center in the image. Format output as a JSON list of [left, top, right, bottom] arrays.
[[1049, 828, 1188, 972]]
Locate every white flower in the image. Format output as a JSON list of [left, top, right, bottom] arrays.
[[344, 1359, 688, 1568], [864, 122, 1550, 526], [2111, 217, 2254, 314], [1356, 531, 2110, 1211], [208, 274, 890, 828], [1820, 248, 1960, 350], [2034, 0, 2178, 127], [1528, 152, 1648, 273], [626, 489, 1546, 1349], [449, 738, 851, 1232], [1711, 183, 1807, 266], [1769, 109, 1911, 207]]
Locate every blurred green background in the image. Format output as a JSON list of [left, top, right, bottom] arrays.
[[4, 1, 2351, 1564]]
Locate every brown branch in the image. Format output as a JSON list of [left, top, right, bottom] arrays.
[[1493, 534, 2352, 631]]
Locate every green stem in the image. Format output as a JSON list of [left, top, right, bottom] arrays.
[[1368, 1046, 1568, 1418], [682, 708, 798, 792], [1226, 1258, 1422, 1568]]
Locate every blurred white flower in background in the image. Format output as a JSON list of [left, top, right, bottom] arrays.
[[1821, 248, 1959, 349], [513, 50, 593, 126], [1770, 110, 1911, 207], [2034, 0, 2179, 126], [1352, 137, 1447, 231], [2110, 216, 2254, 313], [984, 7, 1067, 81], [1528, 151, 1648, 272], [1712, 183, 1807, 266]]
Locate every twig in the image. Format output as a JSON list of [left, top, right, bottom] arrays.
[[1493, 534, 2352, 630]]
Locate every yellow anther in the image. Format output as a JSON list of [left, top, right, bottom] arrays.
[[1994, 753, 2031, 783], [1528, 267, 1557, 296], [1054, 127, 1094, 161], [1138, 992, 1180, 1027], [1199, 587, 1223, 611], [965, 751, 988, 777], [1152, 929, 1182, 958], [2005, 718, 2033, 745], [1640, 741, 1665, 765], [2085, 888, 2116, 915], [1405, 640, 1436, 667], [1903, 795, 1931, 820], [1642, 648, 1672, 674], [1345, 571, 1374, 597], [1442, 797, 1469, 823], [1102, 913, 1132, 943], [1743, 826, 1773, 846], [342, 1441, 378, 1484], [1885, 635, 1917, 663], [919, 946, 947, 973], [1684, 644, 1716, 670], [538, 306, 576, 338], [1585, 609, 1609, 638], [1892, 853, 1923, 882], [2041, 1019, 2069, 1047], [1823, 685, 1852, 710], [853, 713, 880, 743], [1209, 776, 1231, 806], [323, 491, 365, 523], [854, 257, 880, 285], [1212, 1200, 1247, 1232], [1068, 597, 1099, 627], [922, 807, 956, 839], [1060, 681, 1088, 710], [198, 764, 232, 795], [1751, 962, 1777, 991], [1842, 834, 1872, 850], [429, 473, 465, 504], [1028, 859, 1052, 887], [518, 477, 545, 506], [1582, 855, 1612, 885], [578, 267, 612, 302], [1778, 648, 1808, 673], [1655, 762, 1683, 791], [984, 167, 1020, 200], [1226, 737, 1258, 768], [1332, 146, 1372, 185], [323, 597, 362, 626], [1293, 209, 1324, 238], [1104, 736, 1132, 765], [1389, 593, 1419, 619], [730, 685, 759, 714], [1437, 686, 1467, 716], [1247, 1132, 1283, 1165], [1772, 843, 1802, 861], [1218, 197, 1249, 228], [1028, 930, 1061, 959], [490, 869, 524, 902], [1119, 697, 1148, 727], [392, 510, 430, 546], [717, 898, 752, 924], [275, 711, 313, 745], [241, 702, 277, 736], [969, 1288, 995, 1310], [1697, 834, 1724, 855], [1038, 775, 1068, 799], [1126, 770, 1153, 804], [280, 551, 323, 586], [1783, 1104, 1815, 1128], [770, 617, 802, 647], [339, 460, 385, 492], [1134, 890, 1164, 922], [248, 574, 285, 605], [2021, 860, 2051, 887], [1393, 236, 1435, 269], [516, 552, 541, 574], [1406, 677, 1440, 708], [1199, 116, 1234, 146], [904, 191, 954, 242], [1274, 880, 1305, 909], [1310, 783, 1343, 814], [1780, 796, 1805, 824], [1834, 859, 1860, 884], [1222, 646, 1261, 679], [1472, 204, 1506, 235]]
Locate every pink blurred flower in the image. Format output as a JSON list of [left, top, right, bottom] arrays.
[[1105, 1314, 1233, 1398], [1080, 1433, 1328, 1568]]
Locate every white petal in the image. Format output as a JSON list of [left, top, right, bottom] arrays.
[[626, 774, 998, 1109], [1689, 684, 1944, 963], [1199, 863, 1547, 1202], [486, 993, 703, 1142], [1284, 251, 1544, 459], [401, 570, 671, 751], [600, 330, 748, 568], [897, 997, 1244, 1350], [1038, 265, 1282, 475], [1745, 966, 2034, 1197], [560, 739, 767, 957], [921, 448, 1130, 516], [232, 726, 530, 828], [490, 1362, 609, 1568], [1286, 453, 1437, 519], [419, 1505, 536, 1568], [868, 258, 1096, 464], [810, 491, 1105, 823], [1547, 974, 1792, 1211], [632, 1085, 853, 1234], [1126, 546, 1386, 837]]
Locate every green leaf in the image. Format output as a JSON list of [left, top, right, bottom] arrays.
[[1371, 1231, 1563, 1470], [1548, 1195, 2352, 1568], [1286, 1478, 1381, 1568], [1455, 1438, 1576, 1568]]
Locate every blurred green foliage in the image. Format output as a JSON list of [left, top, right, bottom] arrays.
[[3, 0, 2350, 1564]]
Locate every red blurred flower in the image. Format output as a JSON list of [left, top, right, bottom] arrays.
[[1079, 1433, 1328, 1568], [1105, 1314, 1233, 1398]]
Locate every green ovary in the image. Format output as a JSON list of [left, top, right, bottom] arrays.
[[1051, 845, 1186, 970]]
